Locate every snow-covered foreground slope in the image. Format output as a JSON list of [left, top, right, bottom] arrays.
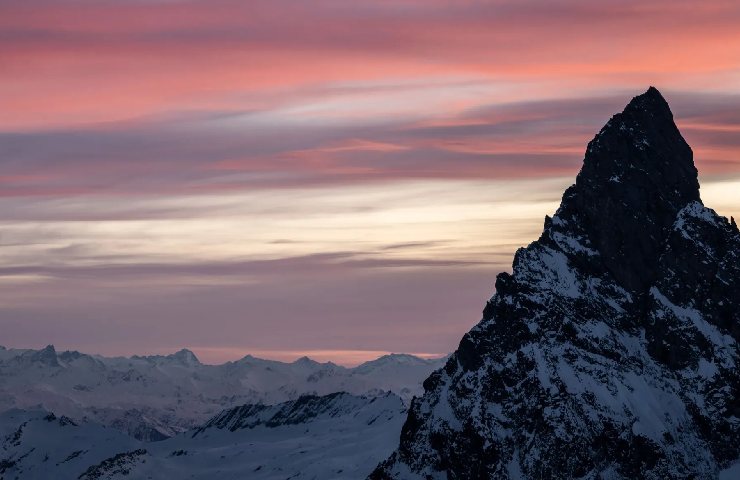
[[373, 88, 740, 479], [0, 393, 405, 479], [0, 346, 444, 440], [0, 409, 140, 479]]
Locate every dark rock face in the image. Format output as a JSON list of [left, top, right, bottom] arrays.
[[194, 391, 403, 435], [28, 344, 60, 367], [564, 86, 700, 293], [371, 88, 740, 479]]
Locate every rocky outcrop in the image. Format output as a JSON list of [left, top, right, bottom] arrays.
[[194, 391, 403, 435], [372, 88, 740, 479]]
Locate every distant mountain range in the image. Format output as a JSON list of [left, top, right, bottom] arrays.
[[0, 344, 446, 440]]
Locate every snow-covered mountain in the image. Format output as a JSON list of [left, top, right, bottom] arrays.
[[372, 88, 740, 479], [0, 392, 406, 479], [0, 409, 140, 479], [0, 345, 445, 440]]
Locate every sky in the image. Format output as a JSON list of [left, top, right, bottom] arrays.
[[1, 0, 740, 366]]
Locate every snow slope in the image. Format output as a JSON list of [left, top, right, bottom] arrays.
[[0, 392, 406, 479], [0, 409, 139, 479]]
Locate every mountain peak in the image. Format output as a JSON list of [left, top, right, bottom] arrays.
[[30, 344, 59, 367], [171, 348, 200, 365], [579, 86, 698, 198], [624, 85, 669, 113], [359, 353, 427, 367], [293, 356, 320, 367], [374, 90, 740, 479], [554, 86, 700, 292]]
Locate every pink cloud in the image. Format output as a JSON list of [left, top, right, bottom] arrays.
[[2, 0, 740, 360], [3, 1, 740, 128]]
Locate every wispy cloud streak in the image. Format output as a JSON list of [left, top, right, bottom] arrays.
[[1, 0, 739, 363]]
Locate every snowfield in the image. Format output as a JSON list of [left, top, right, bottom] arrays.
[[0, 393, 406, 479]]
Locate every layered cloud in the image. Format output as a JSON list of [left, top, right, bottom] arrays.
[[3, 91, 740, 199], [1, 0, 739, 364]]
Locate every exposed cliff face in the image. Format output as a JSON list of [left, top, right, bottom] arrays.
[[193, 392, 402, 434], [372, 88, 740, 479]]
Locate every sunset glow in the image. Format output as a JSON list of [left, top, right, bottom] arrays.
[[2, 0, 740, 365]]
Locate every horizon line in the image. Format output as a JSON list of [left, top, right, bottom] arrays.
[[0, 344, 449, 368]]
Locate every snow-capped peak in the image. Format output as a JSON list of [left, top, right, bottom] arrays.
[[0, 345, 446, 441], [373, 88, 740, 479]]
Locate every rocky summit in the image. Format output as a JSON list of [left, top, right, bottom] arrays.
[[372, 88, 740, 479]]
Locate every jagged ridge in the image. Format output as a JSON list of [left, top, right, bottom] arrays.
[[372, 88, 740, 479], [193, 391, 401, 434], [0, 345, 445, 440], [0, 392, 408, 479]]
